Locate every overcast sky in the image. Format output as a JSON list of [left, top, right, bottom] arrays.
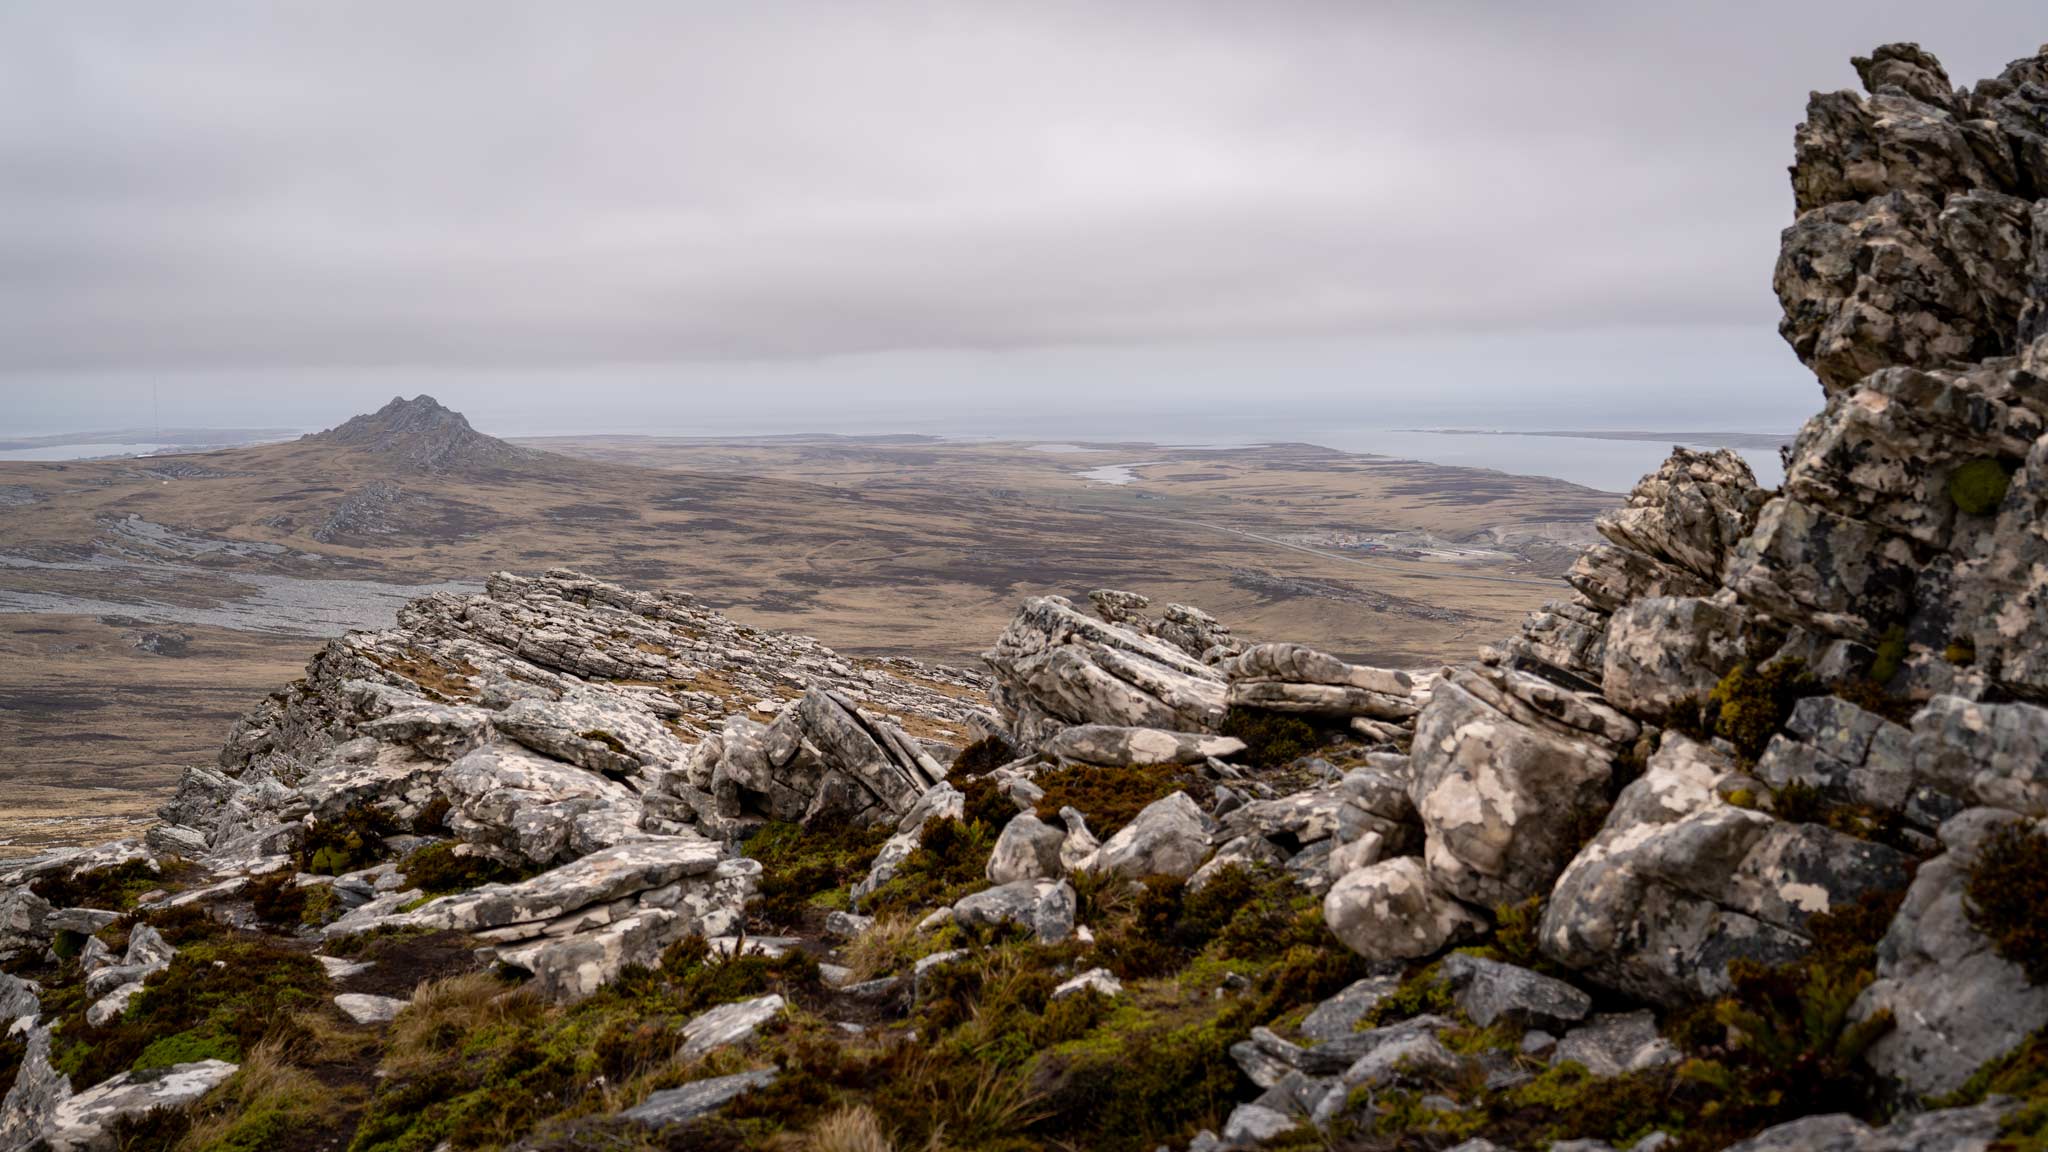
[[3, 2, 2042, 438]]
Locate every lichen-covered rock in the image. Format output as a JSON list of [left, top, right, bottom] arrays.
[[948, 879, 1077, 944], [1439, 953, 1592, 1033], [1756, 695, 1951, 829], [1600, 595, 1748, 720], [1717, 1101, 2009, 1152], [1220, 642, 1417, 721], [983, 596, 1228, 746], [1323, 855, 1483, 964], [1039, 724, 1245, 767], [1552, 1010, 1679, 1078], [1911, 695, 2048, 816], [0, 1023, 68, 1151], [43, 1060, 238, 1152], [619, 1069, 779, 1128], [438, 741, 644, 867], [1595, 447, 1767, 582], [1724, 497, 1918, 638], [496, 686, 689, 779], [1541, 735, 1913, 1005], [1408, 678, 1615, 908], [699, 688, 949, 833], [1085, 791, 1210, 881], [679, 994, 785, 1060], [1854, 808, 2048, 1097], [1776, 190, 2007, 396], [986, 812, 1067, 884]]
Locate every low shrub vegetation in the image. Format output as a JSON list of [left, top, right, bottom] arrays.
[[1965, 820, 2048, 985], [1218, 707, 1324, 768]]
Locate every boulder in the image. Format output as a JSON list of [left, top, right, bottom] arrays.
[[986, 812, 1066, 884], [373, 837, 729, 936], [1298, 975, 1400, 1043], [1409, 679, 1615, 908], [0, 1023, 67, 1151], [1220, 643, 1414, 697], [679, 994, 785, 1060], [1756, 696, 1934, 825], [438, 741, 644, 867], [1439, 953, 1592, 1033], [703, 689, 948, 832], [496, 686, 690, 778], [1087, 792, 1210, 881], [949, 880, 1077, 944], [1600, 596, 1748, 721], [1052, 968, 1123, 1000], [1541, 735, 1914, 1005], [620, 1069, 779, 1128], [1323, 856, 1483, 964], [334, 993, 410, 1025], [43, 1060, 238, 1152], [1717, 1101, 2009, 1152], [1552, 1011, 1679, 1077], [1593, 447, 1767, 582], [1910, 696, 2048, 816]]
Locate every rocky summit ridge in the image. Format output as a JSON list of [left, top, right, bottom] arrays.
[[7, 38, 2048, 1152], [305, 394, 537, 474]]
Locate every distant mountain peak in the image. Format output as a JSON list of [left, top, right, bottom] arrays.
[[308, 394, 532, 474]]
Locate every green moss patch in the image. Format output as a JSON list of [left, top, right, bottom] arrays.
[[741, 820, 892, 930], [54, 932, 329, 1088], [398, 841, 534, 898], [301, 805, 401, 876], [1950, 457, 2014, 516]]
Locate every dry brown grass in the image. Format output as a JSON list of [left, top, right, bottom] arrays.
[[174, 1038, 328, 1152], [804, 1105, 896, 1152], [383, 972, 545, 1077], [842, 914, 942, 982]]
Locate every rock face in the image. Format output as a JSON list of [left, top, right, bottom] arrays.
[[1855, 808, 2048, 1097]]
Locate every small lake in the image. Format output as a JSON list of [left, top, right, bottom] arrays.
[[1075, 461, 1159, 486]]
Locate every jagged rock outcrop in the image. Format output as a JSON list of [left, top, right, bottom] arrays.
[[1088, 589, 1247, 662], [681, 688, 950, 834], [305, 393, 538, 474], [983, 595, 1229, 746]]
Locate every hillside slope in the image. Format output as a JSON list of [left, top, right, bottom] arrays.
[[6, 38, 2048, 1152]]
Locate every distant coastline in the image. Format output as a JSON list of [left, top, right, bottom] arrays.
[[1402, 428, 1791, 450]]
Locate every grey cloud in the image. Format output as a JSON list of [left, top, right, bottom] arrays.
[[0, 0, 2041, 374]]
